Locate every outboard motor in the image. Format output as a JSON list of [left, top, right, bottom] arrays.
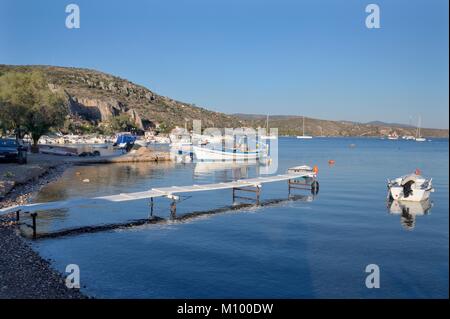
[[402, 180, 414, 198]]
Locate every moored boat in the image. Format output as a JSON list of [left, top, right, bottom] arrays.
[[415, 116, 427, 142], [296, 116, 312, 139], [387, 134, 399, 140], [387, 171, 434, 202], [260, 114, 278, 140], [192, 145, 266, 161]]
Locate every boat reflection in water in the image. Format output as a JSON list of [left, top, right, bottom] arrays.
[[194, 161, 253, 175], [388, 199, 433, 230], [193, 160, 272, 181]]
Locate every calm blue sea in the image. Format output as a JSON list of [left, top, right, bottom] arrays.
[[29, 137, 449, 298]]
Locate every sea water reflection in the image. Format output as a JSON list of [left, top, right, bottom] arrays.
[[388, 199, 433, 231], [28, 138, 448, 298], [21, 160, 280, 236]]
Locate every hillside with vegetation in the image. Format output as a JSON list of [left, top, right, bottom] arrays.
[[234, 114, 448, 138], [0, 64, 447, 138], [0, 64, 245, 134]]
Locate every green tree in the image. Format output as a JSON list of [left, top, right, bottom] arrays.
[[0, 72, 33, 138], [109, 114, 138, 132], [25, 93, 68, 147], [156, 122, 168, 134], [0, 71, 68, 147]]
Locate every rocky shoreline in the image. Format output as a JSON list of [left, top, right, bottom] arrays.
[[0, 147, 173, 299], [0, 164, 68, 209], [0, 162, 87, 299]]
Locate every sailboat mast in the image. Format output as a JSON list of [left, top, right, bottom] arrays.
[[417, 116, 422, 138], [303, 116, 305, 136]]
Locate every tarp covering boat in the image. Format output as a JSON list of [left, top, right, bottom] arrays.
[[115, 134, 136, 145]]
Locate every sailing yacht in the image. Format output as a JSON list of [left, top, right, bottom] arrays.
[[318, 126, 325, 137], [297, 116, 313, 139], [415, 116, 426, 142], [261, 114, 277, 140]]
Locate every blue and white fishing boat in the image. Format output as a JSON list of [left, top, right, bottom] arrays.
[[192, 145, 267, 161]]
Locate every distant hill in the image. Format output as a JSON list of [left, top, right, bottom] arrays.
[[233, 114, 448, 138], [365, 121, 414, 128], [0, 65, 447, 137]]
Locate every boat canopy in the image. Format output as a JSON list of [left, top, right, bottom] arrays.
[[115, 134, 136, 145], [400, 174, 420, 186]]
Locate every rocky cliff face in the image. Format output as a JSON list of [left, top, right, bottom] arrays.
[[0, 65, 245, 131], [0, 64, 448, 137]]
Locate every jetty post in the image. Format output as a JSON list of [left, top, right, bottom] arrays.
[[170, 200, 177, 219], [232, 184, 262, 205], [13, 210, 38, 239], [288, 177, 319, 197], [30, 212, 37, 239], [149, 197, 154, 218]]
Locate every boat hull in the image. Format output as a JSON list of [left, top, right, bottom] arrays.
[[389, 186, 432, 202], [193, 146, 265, 161], [261, 135, 277, 140]]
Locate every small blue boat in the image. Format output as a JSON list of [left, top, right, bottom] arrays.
[[114, 134, 136, 150]]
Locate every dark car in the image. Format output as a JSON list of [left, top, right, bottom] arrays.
[[0, 138, 28, 164]]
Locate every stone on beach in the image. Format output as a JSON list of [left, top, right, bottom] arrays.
[[109, 146, 170, 163]]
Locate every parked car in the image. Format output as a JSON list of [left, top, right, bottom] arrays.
[[0, 138, 28, 164]]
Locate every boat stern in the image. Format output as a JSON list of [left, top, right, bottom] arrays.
[[389, 186, 403, 200]]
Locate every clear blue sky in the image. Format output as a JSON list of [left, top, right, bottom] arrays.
[[1, 0, 448, 128]]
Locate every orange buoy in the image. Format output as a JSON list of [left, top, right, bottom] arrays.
[[328, 160, 335, 165], [313, 165, 319, 174], [415, 168, 421, 175]]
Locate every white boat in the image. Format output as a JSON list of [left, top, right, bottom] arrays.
[[261, 135, 277, 140], [135, 139, 149, 147], [39, 146, 78, 156], [387, 172, 434, 202], [287, 165, 316, 174], [296, 116, 312, 139], [261, 114, 277, 140], [193, 145, 266, 161], [387, 133, 399, 140], [415, 116, 427, 142]]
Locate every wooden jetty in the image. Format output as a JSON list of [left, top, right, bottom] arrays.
[[0, 165, 319, 239]]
